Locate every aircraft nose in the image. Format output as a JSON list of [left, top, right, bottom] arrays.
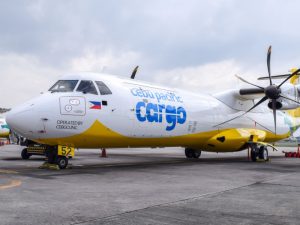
[[6, 107, 34, 136], [7, 94, 58, 140], [5, 100, 47, 139]]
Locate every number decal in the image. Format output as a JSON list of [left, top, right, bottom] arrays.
[[58, 146, 75, 157], [61, 147, 67, 155]]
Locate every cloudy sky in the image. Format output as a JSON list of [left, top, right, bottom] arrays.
[[1, 0, 300, 107]]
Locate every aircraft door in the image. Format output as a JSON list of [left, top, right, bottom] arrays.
[[95, 82, 134, 137]]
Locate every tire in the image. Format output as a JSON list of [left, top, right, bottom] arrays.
[[185, 148, 194, 158], [56, 156, 68, 169], [263, 148, 269, 161], [250, 148, 257, 162], [258, 146, 269, 161], [21, 148, 30, 160], [185, 148, 201, 159], [46, 148, 57, 164], [193, 151, 201, 158]]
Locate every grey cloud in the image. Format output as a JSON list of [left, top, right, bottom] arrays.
[[1, 0, 300, 70], [1, 0, 300, 107]]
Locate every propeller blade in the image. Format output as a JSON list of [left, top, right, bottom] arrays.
[[278, 68, 300, 88], [279, 94, 300, 105], [235, 75, 264, 89], [241, 95, 268, 115], [131, 66, 139, 79], [271, 100, 277, 134], [214, 96, 268, 127], [267, 45, 272, 85], [257, 74, 292, 80], [247, 117, 274, 133], [240, 88, 265, 95]]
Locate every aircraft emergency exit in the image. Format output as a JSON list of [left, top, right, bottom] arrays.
[[5, 46, 300, 168]]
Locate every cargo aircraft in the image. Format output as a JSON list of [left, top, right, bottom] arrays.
[[5, 46, 300, 168]]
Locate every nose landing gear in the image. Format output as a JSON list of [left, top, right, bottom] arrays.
[[41, 145, 74, 169]]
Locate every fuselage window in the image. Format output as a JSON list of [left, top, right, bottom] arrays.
[[95, 81, 112, 95], [49, 80, 79, 93], [76, 80, 98, 95]]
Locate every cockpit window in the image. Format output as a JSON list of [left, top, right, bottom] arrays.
[[49, 80, 78, 92], [95, 81, 112, 95], [76, 80, 98, 95]]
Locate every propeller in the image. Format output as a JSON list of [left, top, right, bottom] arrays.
[[216, 45, 300, 133]]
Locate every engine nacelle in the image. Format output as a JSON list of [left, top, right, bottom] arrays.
[[267, 101, 282, 109], [272, 83, 300, 110]]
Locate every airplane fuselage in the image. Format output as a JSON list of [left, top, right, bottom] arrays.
[[6, 73, 293, 152]]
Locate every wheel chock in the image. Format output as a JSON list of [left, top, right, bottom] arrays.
[[39, 162, 60, 170], [39, 162, 73, 170], [256, 158, 270, 162]]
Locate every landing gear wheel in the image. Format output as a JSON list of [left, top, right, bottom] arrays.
[[45, 146, 58, 164], [193, 151, 201, 158], [21, 148, 31, 160], [185, 148, 201, 159], [250, 148, 257, 162], [56, 156, 68, 169], [258, 146, 269, 161], [185, 148, 194, 158]]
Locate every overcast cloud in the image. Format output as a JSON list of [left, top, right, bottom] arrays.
[[1, 0, 300, 107]]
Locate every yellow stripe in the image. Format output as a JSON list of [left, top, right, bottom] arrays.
[[36, 120, 290, 152]]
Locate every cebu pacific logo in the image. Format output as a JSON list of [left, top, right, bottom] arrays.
[[130, 87, 187, 131], [135, 102, 186, 131]]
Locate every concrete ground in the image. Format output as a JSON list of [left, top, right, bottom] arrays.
[[0, 145, 300, 225]]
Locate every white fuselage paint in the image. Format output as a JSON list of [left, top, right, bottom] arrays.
[[6, 73, 292, 148]]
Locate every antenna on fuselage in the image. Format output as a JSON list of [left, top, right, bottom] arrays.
[[131, 66, 139, 79]]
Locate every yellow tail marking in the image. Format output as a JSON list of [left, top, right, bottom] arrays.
[[289, 68, 299, 85]]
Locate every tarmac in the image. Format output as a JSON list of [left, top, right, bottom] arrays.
[[0, 144, 300, 225]]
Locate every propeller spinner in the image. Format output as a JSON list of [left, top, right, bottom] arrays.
[[217, 46, 300, 133]]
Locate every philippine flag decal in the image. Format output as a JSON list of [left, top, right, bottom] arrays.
[[89, 101, 101, 110]]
